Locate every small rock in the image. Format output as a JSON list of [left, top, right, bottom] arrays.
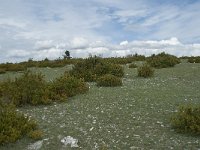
[[90, 127, 94, 131], [28, 140, 43, 150], [61, 136, 79, 148]]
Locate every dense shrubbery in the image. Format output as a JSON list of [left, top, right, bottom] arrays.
[[0, 71, 51, 106], [0, 71, 88, 106], [188, 56, 200, 63], [0, 102, 40, 144], [0, 58, 83, 72], [147, 52, 180, 68], [137, 64, 154, 78], [171, 105, 200, 134], [0, 63, 27, 72], [0, 71, 89, 144], [0, 53, 145, 71], [97, 74, 122, 87], [0, 68, 6, 74], [49, 73, 89, 101], [70, 56, 124, 82], [109, 64, 124, 77], [104, 54, 146, 65], [129, 63, 137, 68]]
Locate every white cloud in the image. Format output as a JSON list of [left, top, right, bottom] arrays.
[[120, 41, 128, 46], [0, 0, 200, 63], [70, 37, 89, 49], [1, 37, 200, 63], [34, 40, 55, 50], [0, 18, 27, 28]]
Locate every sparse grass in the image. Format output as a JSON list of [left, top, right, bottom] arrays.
[[0, 62, 200, 149]]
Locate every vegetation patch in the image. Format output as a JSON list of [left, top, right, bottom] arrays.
[[28, 130, 44, 140], [129, 63, 137, 68], [0, 102, 40, 145], [188, 56, 200, 63], [70, 56, 124, 82], [171, 105, 200, 134], [137, 64, 154, 78], [0, 63, 27, 72], [49, 73, 89, 101], [147, 52, 180, 68], [0, 68, 6, 74], [96, 74, 122, 87], [0, 71, 51, 106]]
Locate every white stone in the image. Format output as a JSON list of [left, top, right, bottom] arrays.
[[28, 140, 43, 150], [61, 136, 79, 148]]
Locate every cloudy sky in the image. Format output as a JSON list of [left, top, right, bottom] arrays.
[[0, 0, 200, 63]]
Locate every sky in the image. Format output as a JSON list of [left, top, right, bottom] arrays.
[[0, 0, 200, 63]]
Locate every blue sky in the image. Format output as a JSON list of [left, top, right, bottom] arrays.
[[0, 0, 200, 62]]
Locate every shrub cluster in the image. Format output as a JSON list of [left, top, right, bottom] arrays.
[[97, 74, 122, 87], [171, 105, 200, 134], [0, 58, 83, 72], [0, 63, 26, 72], [188, 56, 200, 63], [0, 68, 6, 74], [129, 63, 137, 68], [0, 71, 88, 106], [137, 64, 154, 78], [70, 56, 124, 82], [49, 73, 89, 101], [147, 52, 180, 68], [0, 71, 51, 106], [0, 102, 40, 144], [104, 54, 146, 65]]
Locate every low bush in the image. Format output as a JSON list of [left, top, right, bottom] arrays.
[[96, 74, 122, 87], [0, 71, 51, 106], [0, 71, 89, 106], [104, 54, 146, 64], [0, 63, 26, 72], [137, 64, 154, 78], [147, 52, 180, 68], [129, 63, 137, 68], [0, 68, 6, 74], [171, 105, 200, 134], [109, 64, 124, 77], [49, 73, 89, 101], [188, 56, 200, 63], [70, 56, 124, 82], [0, 102, 40, 144], [28, 130, 44, 140]]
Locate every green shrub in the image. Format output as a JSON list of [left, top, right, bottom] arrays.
[[70, 56, 124, 82], [0, 102, 40, 144], [97, 74, 122, 87], [109, 64, 124, 77], [0, 68, 6, 74], [0, 63, 27, 72], [70, 56, 102, 81], [129, 63, 137, 68], [147, 52, 180, 68], [171, 105, 200, 134], [188, 56, 200, 63], [49, 73, 89, 100], [137, 64, 154, 78], [103, 54, 146, 65], [0, 71, 51, 106], [28, 130, 44, 140]]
